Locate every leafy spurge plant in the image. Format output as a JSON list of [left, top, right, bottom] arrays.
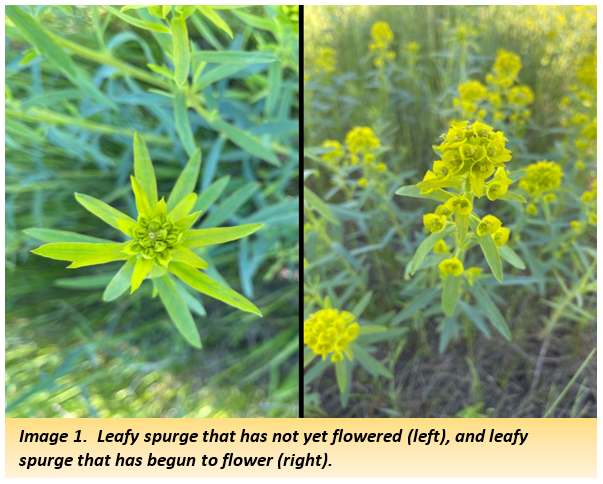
[[30, 134, 263, 348], [396, 120, 528, 322]]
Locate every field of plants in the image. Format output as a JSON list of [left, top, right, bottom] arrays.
[[304, 6, 597, 417], [6, 5, 299, 417]]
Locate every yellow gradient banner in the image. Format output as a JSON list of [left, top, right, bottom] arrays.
[[5, 418, 596, 478]]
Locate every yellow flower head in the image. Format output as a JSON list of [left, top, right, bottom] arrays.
[[376, 162, 387, 172], [439, 257, 464, 277], [433, 239, 449, 254], [508, 85, 534, 107], [315, 47, 337, 74], [358, 177, 369, 188], [519, 161, 563, 195], [492, 49, 522, 84], [477, 215, 502, 236], [371, 21, 394, 47], [492, 227, 510, 248], [423, 213, 447, 233], [345, 127, 381, 154], [445, 195, 473, 215], [304, 309, 359, 362], [458, 80, 487, 103], [321, 140, 344, 164]]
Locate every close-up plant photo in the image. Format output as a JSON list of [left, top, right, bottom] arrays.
[[6, 5, 299, 417], [304, 5, 596, 417]]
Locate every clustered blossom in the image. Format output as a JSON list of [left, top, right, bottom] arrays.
[[304, 309, 359, 362], [452, 50, 534, 125], [369, 21, 395, 67], [314, 47, 336, 75], [417, 120, 513, 274], [319, 127, 386, 190]]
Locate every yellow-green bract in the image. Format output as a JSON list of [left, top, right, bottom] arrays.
[[30, 133, 263, 348]]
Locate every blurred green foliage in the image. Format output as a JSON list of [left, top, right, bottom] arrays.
[[6, 5, 299, 417]]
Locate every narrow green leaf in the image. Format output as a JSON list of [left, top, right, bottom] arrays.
[[416, 176, 465, 189], [23, 228, 113, 244], [103, 5, 171, 33], [5, 6, 77, 80], [168, 193, 197, 221], [469, 215, 503, 282], [498, 191, 527, 203], [174, 211, 201, 231], [194, 175, 230, 213], [303, 186, 340, 226], [183, 223, 263, 247], [469, 283, 511, 340], [116, 218, 137, 238], [131, 256, 154, 293], [174, 88, 196, 157], [169, 261, 261, 316], [357, 325, 387, 336], [167, 148, 201, 211], [154, 274, 202, 348], [395, 185, 456, 203], [32, 243, 118, 261], [350, 343, 393, 378], [147, 63, 174, 80], [194, 64, 246, 89], [133, 133, 158, 207], [67, 242, 130, 268], [499, 245, 526, 270], [103, 257, 136, 301], [408, 226, 455, 275], [191, 50, 278, 64], [442, 274, 460, 316], [75, 193, 136, 230], [131, 176, 153, 217], [171, 16, 190, 87], [335, 360, 347, 395], [209, 117, 280, 166], [196, 6, 233, 37], [201, 182, 258, 228], [171, 246, 209, 269], [456, 214, 469, 244], [231, 9, 276, 32], [351, 291, 373, 319]]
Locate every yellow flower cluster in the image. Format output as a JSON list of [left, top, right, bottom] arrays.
[[427, 120, 513, 200], [314, 47, 336, 75], [346, 127, 381, 155], [575, 119, 597, 151], [476, 215, 509, 247], [508, 85, 535, 107], [369, 21, 395, 67], [451, 50, 533, 125], [489, 49, 522, 87], [519, 161, 563, 197], [319, 127, 386, 189], [304, 308, 359, 362], [455, 81, 487, 117]]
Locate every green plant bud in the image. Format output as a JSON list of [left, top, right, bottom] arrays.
[[143, 248, 156, 259], [154, 229, 167, 240], [165, 234, 179, 246], [162, 221, 174, 232], [153, 241, 167, 252], [133, 227, 147, 239], [148, 221, 161, 231], [140, 236, 154, 248], [138, 215, 151, 228]]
